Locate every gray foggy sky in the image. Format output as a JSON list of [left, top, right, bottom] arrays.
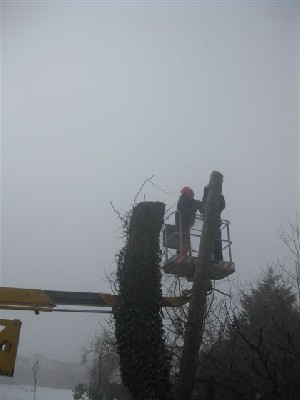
[[1, 1, 299, 362]]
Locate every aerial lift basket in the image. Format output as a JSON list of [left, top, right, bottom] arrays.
[[163, 212, 235, 282]]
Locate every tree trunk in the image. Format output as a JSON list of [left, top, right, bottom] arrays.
[[114, 201, 173, 400], [174, 171, 223, 400]]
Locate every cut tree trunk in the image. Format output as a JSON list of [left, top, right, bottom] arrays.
[[174, 171, 223, 400]]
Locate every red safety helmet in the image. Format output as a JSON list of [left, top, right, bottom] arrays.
[[180, 186, 194, 198]]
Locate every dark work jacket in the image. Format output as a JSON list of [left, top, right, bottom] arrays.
[[176, 194, 202, 229]]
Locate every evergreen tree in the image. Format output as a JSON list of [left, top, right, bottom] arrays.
[[240, 267, 298, 337], [196, 267, 300, 400]]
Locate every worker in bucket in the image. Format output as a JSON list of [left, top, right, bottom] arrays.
[[176, 186, 204, 256]]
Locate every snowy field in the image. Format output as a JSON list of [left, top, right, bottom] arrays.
[[0, 384, 73, 400]]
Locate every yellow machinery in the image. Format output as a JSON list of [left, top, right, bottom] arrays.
[[0, 287, 190, 376], [0, 319, 22, 377]]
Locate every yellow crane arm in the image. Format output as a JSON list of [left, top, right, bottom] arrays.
[[0, 287, 189, 313], [0, 287, 189, 377]]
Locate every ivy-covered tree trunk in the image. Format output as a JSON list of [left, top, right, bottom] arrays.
[[114, 201, 173, 400]]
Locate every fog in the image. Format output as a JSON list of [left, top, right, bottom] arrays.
[[1, 1, 299, 363]]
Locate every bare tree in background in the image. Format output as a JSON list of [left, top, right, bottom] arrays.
[[81, 327, 120, 400], [32, 360, 39, 400], [280, 213, 300, 303]]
